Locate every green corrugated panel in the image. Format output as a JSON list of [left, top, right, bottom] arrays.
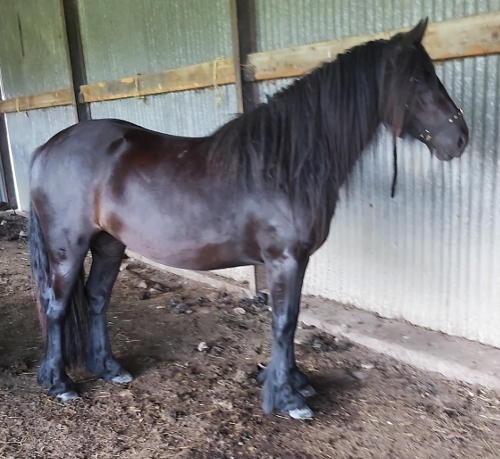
[[254, 0, 500, 52], [0, 0, 71, 98], [5, 107, 75, 211], [78, 0, 233, 83]]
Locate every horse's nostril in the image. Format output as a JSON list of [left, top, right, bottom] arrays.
[[457, 135, 466, 150]]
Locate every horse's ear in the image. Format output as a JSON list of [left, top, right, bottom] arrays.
[[389, 18, 428, 52], [398, 18, 428, 47], [404, 18, 428, 44]]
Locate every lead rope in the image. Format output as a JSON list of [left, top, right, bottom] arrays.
[[391, 137, 397, 198]]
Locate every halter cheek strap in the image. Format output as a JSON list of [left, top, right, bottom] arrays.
[[391, 107, 464, 198]]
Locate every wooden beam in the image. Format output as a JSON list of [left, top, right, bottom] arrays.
[[0, 89, 74, 114], [1, 12, 499, 112], [247, 12, 500, 81], [424, 12, 500, 60], [230, 0, 263, 295], [80, 58, 235, 103]]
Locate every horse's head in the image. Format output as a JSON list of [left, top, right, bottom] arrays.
[[381, 19, 468, 161]]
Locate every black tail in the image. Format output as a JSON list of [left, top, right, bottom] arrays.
[[29, 204, 89, 367]]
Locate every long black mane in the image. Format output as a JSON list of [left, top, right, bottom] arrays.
[[209, 37, 432, 236]]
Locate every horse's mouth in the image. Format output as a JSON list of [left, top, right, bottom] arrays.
[[433, 147, 459, 162], [435, 150, 453, 161]]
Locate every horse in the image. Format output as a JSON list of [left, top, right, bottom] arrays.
[[29, 19, 468, 419]]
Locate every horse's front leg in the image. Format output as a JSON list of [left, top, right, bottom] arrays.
[[260, 254, 314, 419]]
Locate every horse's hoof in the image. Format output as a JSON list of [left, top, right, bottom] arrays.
[[57, 390, 79, 402], [298, 385, 316, 398], [288, 405, 313, 420], [111, 370, 133, 384]]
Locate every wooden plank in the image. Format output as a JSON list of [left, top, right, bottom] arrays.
[[1, 12, 500, 111], [80, 58, 235, 103], [247, 12, 500, 81], [424, 12, 500, 60], [0, 88, 74, 114]]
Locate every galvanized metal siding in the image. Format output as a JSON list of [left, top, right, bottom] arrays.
[[255, 0, 500, 52], [0, 1, 75, 211], [0, 0, 72, 97], [5, 108, 76, 211], [255, 1, 500, 347], [77, 0, 233, 83], [301, 55, 500, 346], [79, 0, 236, 137]]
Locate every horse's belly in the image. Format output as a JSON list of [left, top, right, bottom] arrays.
[[102, 211, 260, 271], [128, 236, 255, 271]]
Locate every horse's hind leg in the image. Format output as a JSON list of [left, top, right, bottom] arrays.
[[37, 240, 90, 401], [85, 232, 132, 383], [260, 254, 314, 419]]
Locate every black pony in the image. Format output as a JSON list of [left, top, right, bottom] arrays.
[[29, 20, 467, 419]]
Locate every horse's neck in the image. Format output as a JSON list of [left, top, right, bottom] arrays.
[[282, 57, 382, 239], [289, 56, 382, 193]]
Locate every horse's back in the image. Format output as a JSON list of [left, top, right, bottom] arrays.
[[32, 119, 200, 167], [30, 119, 206, 200]]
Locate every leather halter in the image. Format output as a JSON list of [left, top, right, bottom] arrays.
[[392, 104, 464, 198], [410, 107, 464, 143]]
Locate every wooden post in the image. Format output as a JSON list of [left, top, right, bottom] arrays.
[[230, 0, 267, 295], [61, 0, 90, 122], [230, 0, 244, 115], [231, 0, 259, 112]]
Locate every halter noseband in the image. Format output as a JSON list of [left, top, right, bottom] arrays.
[[391, 105, 464, 198], [408, 107, 464, 144]]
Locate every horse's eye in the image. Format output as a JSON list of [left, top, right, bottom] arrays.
[[410, 77, 419, 83]]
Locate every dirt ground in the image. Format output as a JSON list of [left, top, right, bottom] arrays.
[[1, 214, 500, 459]]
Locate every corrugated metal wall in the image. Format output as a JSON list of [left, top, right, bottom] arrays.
[[254, 0, 500, 347], [0, 0, 76, 210], [77, 0, 237, 133]]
